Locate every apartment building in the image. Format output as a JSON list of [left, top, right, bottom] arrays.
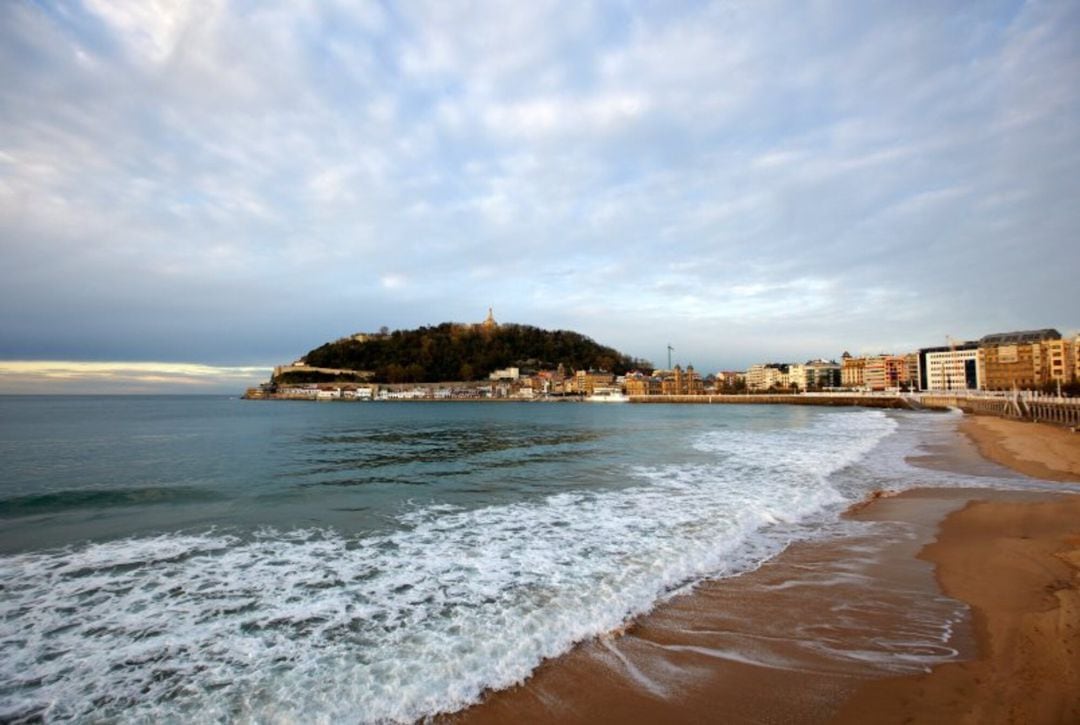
[[746, 363, 790, 390], [1075, 334, 1080, 382], [1042, 337, 1076, 387], [840, 353, 866, 388], [978, 329, 1061, 391], [903, 353, 920, 390], [863, 355, 906, 391], [788, 360, 841, 390], [716, 371, 746, 390]]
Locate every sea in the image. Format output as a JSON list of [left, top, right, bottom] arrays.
[[0, 396, 1066, 723]]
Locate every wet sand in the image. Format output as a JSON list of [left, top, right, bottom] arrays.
[[836, 417, 1080, 724], [449, 415, 1080, 724], [835, 495, 1080, 724]]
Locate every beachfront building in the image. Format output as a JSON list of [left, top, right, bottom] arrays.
[[1041, 337, 1076, 388], [746, 363, 790, 391], [685, 365, 705, 394], [840, 353, 866, 388], [568, 370, 615, 395], [1075, 334, 1080, 382], [863, 355, 906, 391], [978, 329, 1062, 391], [903, 353, 920, 390], [716, 371, 747, 391], [788, 364, 809, 391], [658, 365, 705, 395], [624, 371, 661, 396], [796, 359, 842, 390], [918, 343, 982, 391]]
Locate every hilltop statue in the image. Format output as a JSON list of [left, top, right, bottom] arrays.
[[482, 307, 498, 331]]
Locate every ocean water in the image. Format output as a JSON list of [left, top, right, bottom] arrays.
[[0, 396, 1059, 722]]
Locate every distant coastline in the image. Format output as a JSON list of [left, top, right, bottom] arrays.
[[243, 384, 921, 406]]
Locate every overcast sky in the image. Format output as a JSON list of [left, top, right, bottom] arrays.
[[1, 0, 1078, 392]]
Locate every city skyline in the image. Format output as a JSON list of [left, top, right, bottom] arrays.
[[2, 1, 1079, 393]]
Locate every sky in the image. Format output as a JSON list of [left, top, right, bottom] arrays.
[[1, 0, 1078, 393]]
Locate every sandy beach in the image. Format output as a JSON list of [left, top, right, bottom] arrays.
[[836, 416, 1080, 724], [450, 414, 1080, 724], [960, 415, 1080, 482]]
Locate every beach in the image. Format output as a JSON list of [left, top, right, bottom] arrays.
[[451, 415, 1080, 724], [837, 417, 1080, 724]]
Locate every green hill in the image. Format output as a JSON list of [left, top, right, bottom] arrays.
[[281, 322, 649, 384]]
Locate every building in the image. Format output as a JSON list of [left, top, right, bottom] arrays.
[[569, 370, 614, 395], [787, 364, 809, 391], [624, 372, 661, 396], [794, 359, 841, 390], [919, 343, 982, 391], [715, 371, 746, 391], [1075, 334, 1080, 383], [863, 355, 906, 391], [658, 365, 705, 395], [1040, 337, 1075, 389], [746, 363, 790, 391], [840, 353, 866, 389], [978, 329, 1062, 391], [489, 366, 520, 381], [903, 353, 920, 390]]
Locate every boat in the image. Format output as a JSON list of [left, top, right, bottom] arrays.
[[585, 387, 629, 403]]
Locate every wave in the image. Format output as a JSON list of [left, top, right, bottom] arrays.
[[0, 486, 227, 516]]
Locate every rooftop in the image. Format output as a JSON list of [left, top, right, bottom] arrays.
[[979, 329, 1062, 345]]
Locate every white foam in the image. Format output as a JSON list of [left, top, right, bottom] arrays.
[[0, 408, 929, 723]]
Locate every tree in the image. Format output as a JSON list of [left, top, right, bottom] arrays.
[[385, 363, 406, 383]]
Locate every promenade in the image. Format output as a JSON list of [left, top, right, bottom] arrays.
[[630, 391, 1080, 428]]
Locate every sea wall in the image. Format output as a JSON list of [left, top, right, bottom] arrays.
[[630, 393, 1080, 427], [628, 394, 922, 409]]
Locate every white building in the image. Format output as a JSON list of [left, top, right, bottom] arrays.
[[921, 347, 982, 391], [746, 363, 790, 390], [346, 387, 374, 400], [489, 367, 520, 381]]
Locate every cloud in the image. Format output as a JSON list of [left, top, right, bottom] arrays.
[[0, 0, 1077, 380], [0, 361, 270, 394], [482, 92, 651, 139], [379, 274, 407, 290], [83, 0, 202, 62]]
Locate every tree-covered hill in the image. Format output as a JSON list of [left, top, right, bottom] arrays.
[[284, 322, 649, 383]]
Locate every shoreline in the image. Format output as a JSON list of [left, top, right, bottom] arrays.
[[448, 414, 1080, 723], [835, 493, 1080, 724], [959, 415, 1080, 482], [835, 416, 1080, 723]]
